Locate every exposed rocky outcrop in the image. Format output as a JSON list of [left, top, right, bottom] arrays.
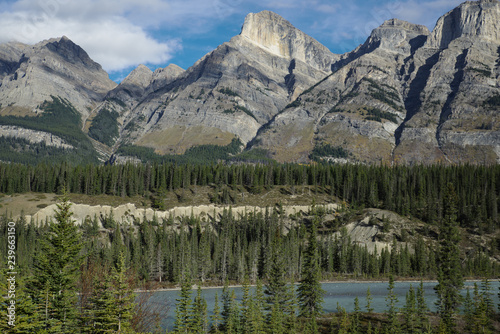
[[106, 64, 185, 109], [24, 202, 338, 226], [0, 125, 73, 149], [427, 0, 500, 49], [240, 10, 335, 72]]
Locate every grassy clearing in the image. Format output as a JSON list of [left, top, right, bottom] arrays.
[[136, 126, 235, 155], [0, 185, 339, 218]]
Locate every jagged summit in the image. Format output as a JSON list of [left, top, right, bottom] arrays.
[[378, 18, 430, 34], [121, 64, 153, 88], [239, 10, 336, 71], [106, 63, 185, 107], [37, 36, 103, 70], [364, 18, 430, 53], [427, 0, 500, 48]]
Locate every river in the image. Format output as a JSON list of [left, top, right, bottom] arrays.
[[143, 280, 500, 331]]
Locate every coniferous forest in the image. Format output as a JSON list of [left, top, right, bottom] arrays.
[[0, 162, 500, 333]]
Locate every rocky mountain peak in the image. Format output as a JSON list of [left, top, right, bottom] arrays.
[[364, 18, 430, 53], [427, 0, 500, 49], [151, 64, 184, 90], [38, 36, 102, 71], [239, 10, 336, 71], [152, 64, 184, 82], [240, 10, 294, 44], [121, 64, 153, 88], [378, 18, 430, 34]]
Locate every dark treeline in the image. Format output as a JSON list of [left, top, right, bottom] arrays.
[[1, 206, 497, 286], [0, 162, 498, 229]]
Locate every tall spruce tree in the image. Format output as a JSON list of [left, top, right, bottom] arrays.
[[111, 252, 136, 333], [403, 285, 417, 334], [30, 192, 83, 333], [416, 280, 429, 331], [385, 274, 400, 334], [173, 274, 193, 333], [435, 183, 463, 333], [82, 275, 116, 333], [265, 231, 291, 309], [192, 286, 208, 334], [211, 293, 222, 334], [297, 219, 325, 319]]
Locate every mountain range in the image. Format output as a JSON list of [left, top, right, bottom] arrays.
[[0, 0, 499, 165]]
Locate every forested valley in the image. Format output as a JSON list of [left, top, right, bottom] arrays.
[[1, 162, 500, 333]]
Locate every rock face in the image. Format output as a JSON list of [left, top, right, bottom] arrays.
[[112, 10, 338, 154], [0, 1, 499, 165], [251, 0, 500, 164], [240, 11, 335, 71], [106, 64, 185, 108], [0, 36, 116, 116], [427, 0, 500, 49], [24, 202, 337, 226], [0, 125, 73, 149]]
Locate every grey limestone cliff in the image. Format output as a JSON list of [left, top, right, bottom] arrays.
[[252, 0, 500, 164], [115, 10, 338, 154], [0, 36, 116, 117]]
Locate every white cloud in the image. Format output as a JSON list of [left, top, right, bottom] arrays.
[[0, 0, 180, 72]]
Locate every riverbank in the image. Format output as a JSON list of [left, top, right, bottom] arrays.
[[134, 277, 497, 293]]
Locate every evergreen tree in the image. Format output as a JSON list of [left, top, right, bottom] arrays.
[[463, 288, 474, 333], [435, 183, 463, 333], [30, 192, 83, 333], [211, 293, 222, 334], [247, 279, 266, 334], [366, 287, 374, 313], [350, 296, 361, 334], [480, 277, 494, 316], [267, 302, 285, 334], [297, 219, 325, 319], [241, 278, 252, 334], [473, 282, 492, 334], [265, 234, 290, 308], [403, 285, 417, 334], [283, 284, 298, 331], [336, 303, 350, 334], [416, 280, 429, 331], [173, 275, 192, 333], [192, 286, 208, 333], [226, 290, 241, 334], [82, 275, 116, 333], [111, 252, 136, 333], [385, 274, 400, 334]]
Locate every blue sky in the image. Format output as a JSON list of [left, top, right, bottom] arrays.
[[0, 0, 465, 82]]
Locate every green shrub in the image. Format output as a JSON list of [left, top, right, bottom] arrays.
[[234, 105, 257, 121], [363, 107, 398, 123], [219, 87, 240, 97], [285, 100, 301, 109]]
